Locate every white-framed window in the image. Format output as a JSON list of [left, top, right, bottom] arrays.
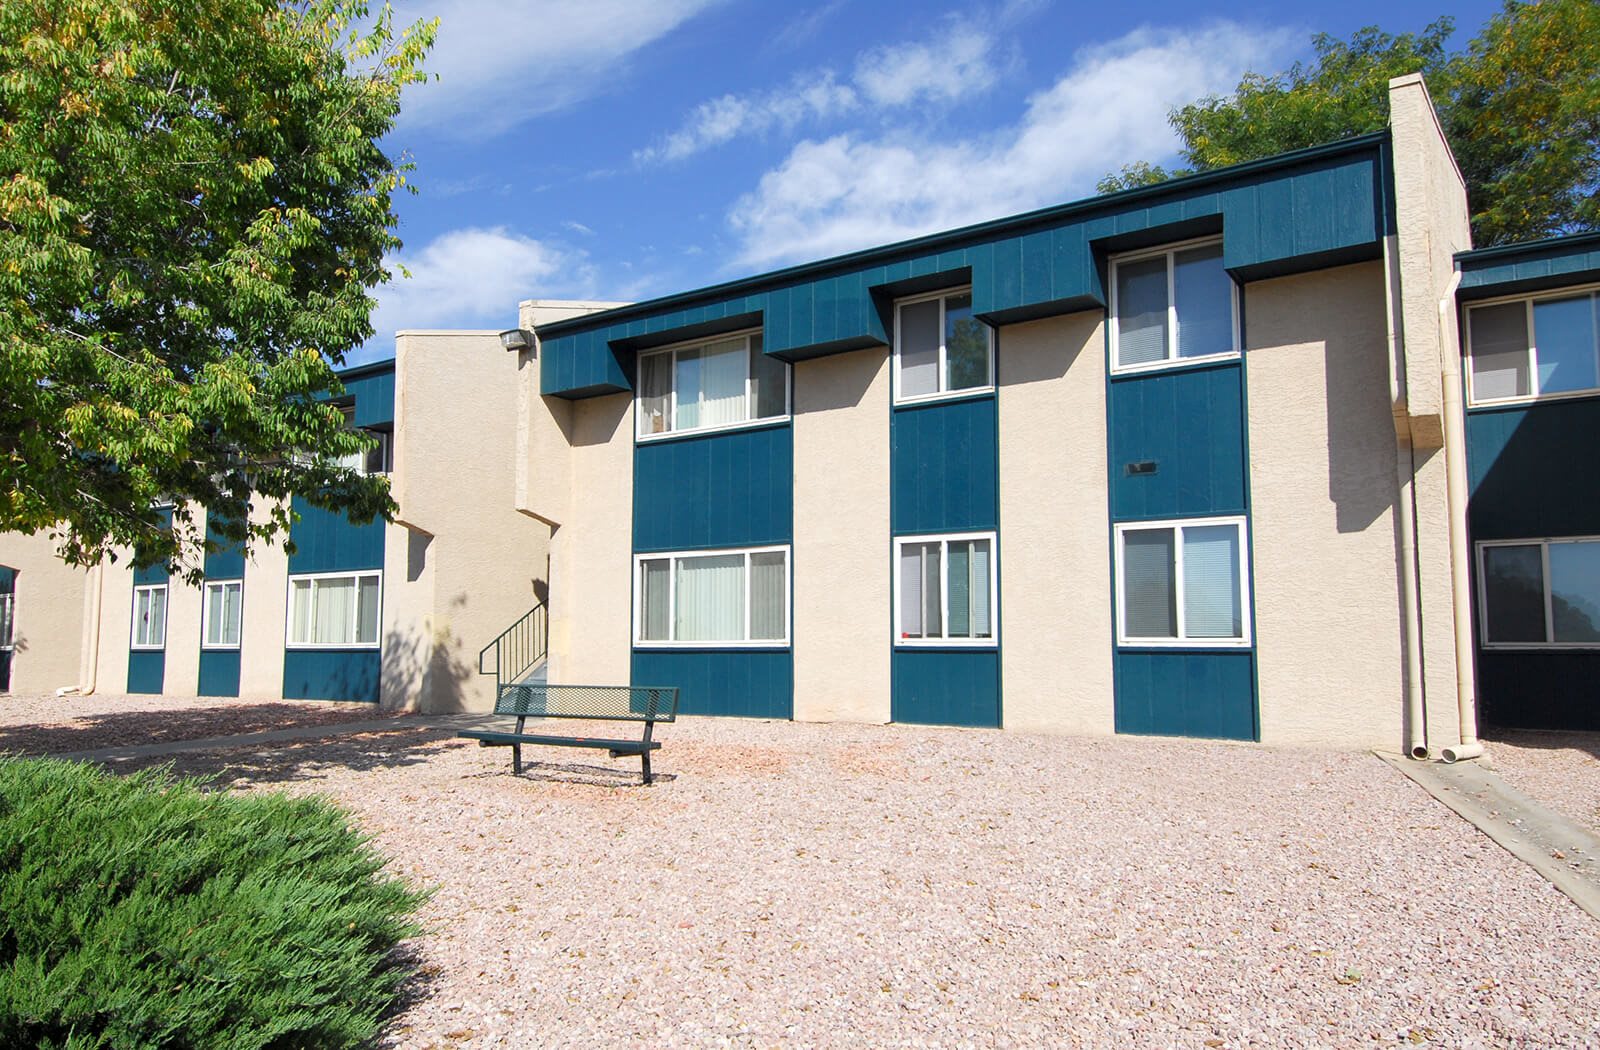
[[636, 330, 788, 440], [286, 571, 381, 648], [202, 579, 244, 650], [1110, 238, 1239, 374], [893, 288, 993, 403], [1477, 537, 1600, 648], [634, 545, 790, 646], [1465, 287, 1600, 405], [894, 532, 998, 646], [0, 592, 14, 653], [132, 583, 168, 650], [1115, 517, 1250, 647], [334, 407, 393, 475]]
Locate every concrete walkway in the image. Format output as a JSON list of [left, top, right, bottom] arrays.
[[1382, 751, 1600, 920], [56, 712, 503, 764]]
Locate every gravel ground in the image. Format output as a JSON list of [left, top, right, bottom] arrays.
[[1485, 729, 1600, 836], [72, 714, 1600, 1049], [0, 690, 397, 755]]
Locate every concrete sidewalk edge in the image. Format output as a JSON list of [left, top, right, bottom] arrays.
[[1378, 750, 1600, 922]]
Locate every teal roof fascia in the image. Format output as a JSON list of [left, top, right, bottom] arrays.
[[1456, 233, 1600, 301], [539, 133, 1391, 399]]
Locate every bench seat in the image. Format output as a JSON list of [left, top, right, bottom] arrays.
[[458, 684, 679, 783], [459, 729, 660, 756]]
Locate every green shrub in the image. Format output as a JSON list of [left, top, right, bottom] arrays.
[[0, 757, 428, 1049]]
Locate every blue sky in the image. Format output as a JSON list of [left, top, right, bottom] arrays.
[[356, 0, 1501, 363]]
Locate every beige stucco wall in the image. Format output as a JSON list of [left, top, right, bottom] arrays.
[[96, 549, 133, 694], [997, 313, 1115, 735], [237, 499, 288, 700], [792, 348, 892, 723], [0, 531, 89, 693], [388, 330, 555, 711], [1246, 262, 1407, 747]]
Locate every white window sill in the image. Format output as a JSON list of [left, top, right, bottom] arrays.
[[201, 644, 242, 652], [1481, 642, 1600, 651], [285, 643, 381, 651], [895, 638, 998, 649], [1116, 637, 1252, 649], [1111, 350, 1240, 378], [1468, 388, 1600, 410], [633, 640, 790, 650], [636, 415, 790, 444], [130, 645, 166, 652], [893, 386, 995, 408]]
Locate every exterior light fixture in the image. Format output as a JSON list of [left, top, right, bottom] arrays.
[[499, 328, 534, 353]]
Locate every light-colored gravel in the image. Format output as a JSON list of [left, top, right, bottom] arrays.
[[68, 714, 1600, 1049], [1487, 730, 1600, 836], [0, 690, 398, 755]]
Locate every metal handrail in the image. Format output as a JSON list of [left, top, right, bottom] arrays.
[[477, 604, 547, 691]]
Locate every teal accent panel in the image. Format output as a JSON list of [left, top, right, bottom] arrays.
[[204, 516, 245, 579], [344, 365, 395, 427], [1110, 362, 1247, 521], [287, 497, 385, 573], [127, 650, 165, 694], [1458, 233, 1600, 300], [537, 138, 1388, 397], [1467, 401, 1600, 540], [891, 397, 999, 533], [1113, 650, 1256, 740], [1477, 650, 1600, 731], [197, 650, 241, 697], [0, 566, 13, 592], [633, 425, 794, 552], [282, 649, 380, 702], [891, 649, 1000, 727], [631, 649, 792, 718], [133, 507, 174, 585]]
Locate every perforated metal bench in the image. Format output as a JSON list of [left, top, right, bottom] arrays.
[[457, 684, 679, 785]]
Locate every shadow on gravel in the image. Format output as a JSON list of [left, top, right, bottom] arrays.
[[473, 758, 676, 788], [1484, 727, 1600, 762], [0, 701, 397, 755], [101, 726, 461, 788]]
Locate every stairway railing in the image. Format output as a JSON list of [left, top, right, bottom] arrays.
[[478, 604, 547, 696]]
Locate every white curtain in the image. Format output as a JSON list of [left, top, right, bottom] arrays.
[[698, 340, 747, 427], [0, 594, 12, 649], [749, 552, 786, 640], [1182, 524, 1241, 638], [675, 554, 744, 641], [224, 584, 242, 645], [289, 579, 313, 645], [639, 353, 672, 434], [206, 584, 227, 646], [640, 559, 671, 640], [969, 540, 991, 637], [313, 577, 356, 644], [357, 576, 381, 644], [899, 542, 941, 638]]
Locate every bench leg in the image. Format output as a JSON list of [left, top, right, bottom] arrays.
[[513, 743, 522, 776], [641, 750, 652, 785]]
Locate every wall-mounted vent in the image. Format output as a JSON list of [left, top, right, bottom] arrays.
[[1125, 460, 1158, 476]]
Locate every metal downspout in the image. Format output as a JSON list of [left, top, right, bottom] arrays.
[[1437, 270, 1483, 763], [78, 561, 104, 695]]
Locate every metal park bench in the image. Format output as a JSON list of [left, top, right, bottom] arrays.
[[457, 684, 679, 785]]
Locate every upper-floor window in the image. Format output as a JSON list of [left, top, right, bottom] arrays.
[[1111, 240, 1238, 373], [635, 546, 789, 646], [894, 289, 993, 403], [132, 583, 168, 650], [1466, 289, 1600, 405], [637, 331, 788, 439], [334, 407, 392, 475], [1478, 537, 1600, 648]]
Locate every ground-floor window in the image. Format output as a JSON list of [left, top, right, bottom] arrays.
[[895, 532, 997, 645], [1478, 537, 1600, 647], [287, 571, 381, 648], [1115, 517, 1249, 646], [635, 546, 789, 645], [203, 579, 244, 649], [132, 583, 169, 649]]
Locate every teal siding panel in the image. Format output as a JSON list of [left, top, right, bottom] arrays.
[[127, 650, 165, 694], [1477, 650, 1600, 731], [133, 507, 173, 585], [1467, 401, 1600, 540], [891, 649, 1000, 727], [631, 649, 792, 718], [0, 566, 14, 592], [204, 517, 245, 579], [344, 367, 395, 427], [1458, 234, 1600, 298], [891, 397, 999, 534], [634, 425, 794, 552], [1114, 650, 1256, 740], [197, 650, 241, 697], [287, 497, 385, 573], [282, 649, 380, 702], [1110, 363, 1247, 521]]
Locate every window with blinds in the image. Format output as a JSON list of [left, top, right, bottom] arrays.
[[895, 533, 997, 645], [1116, 518, 1248, 646], [1466, 289, 1600, 405], [203, 579, 244, 649], [894, 289, 994, 403], [634, 546, 790, 646], [636, 331, 788, 439], [1111, 239, 1238, 373], [132, 584, 169, 650], [286, 572, 381, 648]]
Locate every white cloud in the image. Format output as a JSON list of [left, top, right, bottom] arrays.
[[637, 16, 1001, 165], [368, 226, 593, 340], [392, 0, 725, 140], [727, 22, 1298, 268]]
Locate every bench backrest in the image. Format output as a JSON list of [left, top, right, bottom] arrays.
[[494, 683, 679, 723]]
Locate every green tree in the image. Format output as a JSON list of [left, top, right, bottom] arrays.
[[1098, 2, 1600, 247], [0, 0, 435, 579]]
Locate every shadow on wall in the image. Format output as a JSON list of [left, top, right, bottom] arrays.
[[380, 618, 475, 714], [1322, 328, 1402, 536]]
